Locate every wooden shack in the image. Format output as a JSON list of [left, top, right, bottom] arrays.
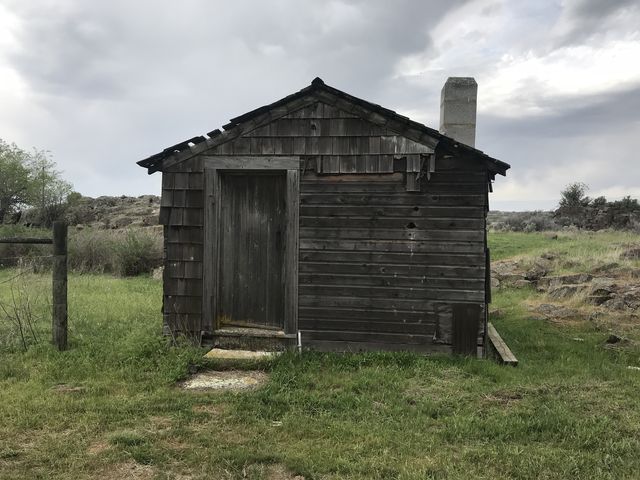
[[137, 77, 509, 356]]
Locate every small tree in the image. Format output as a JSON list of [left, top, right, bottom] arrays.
[[27, 149, 73, 227], [0, 140, 32, 223], [559, 182, 591, 208], [0, 138, 73, 226]]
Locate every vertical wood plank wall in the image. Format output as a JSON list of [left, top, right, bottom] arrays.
[[159, 101, 488, 353]]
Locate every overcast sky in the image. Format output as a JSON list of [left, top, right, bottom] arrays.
[[0, 0, 639, 210]]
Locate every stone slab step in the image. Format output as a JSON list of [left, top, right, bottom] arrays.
[[204, 348, 281, 360]]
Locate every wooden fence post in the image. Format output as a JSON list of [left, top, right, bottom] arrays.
[[52, 221, 67, 350]]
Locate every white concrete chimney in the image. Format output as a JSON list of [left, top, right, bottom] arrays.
[[439, 77, 477, 147]]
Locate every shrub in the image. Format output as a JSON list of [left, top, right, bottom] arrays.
[[559, 182, 591, 208], [489, 211, 560, 232], [68, 228, 162, 276], [0, 225, 50, 267], [113, 229, 162, 276], [68, 229, 117, 273], [2, 225, 163, 277]]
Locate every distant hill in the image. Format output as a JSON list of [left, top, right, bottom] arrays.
[[21, 195, 162, 229], [66, 195, 161, 229]]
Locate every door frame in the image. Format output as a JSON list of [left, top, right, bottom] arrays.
[[202, 156, 300, 335]]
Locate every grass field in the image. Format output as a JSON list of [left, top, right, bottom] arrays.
[[1, 232, 639, 479]]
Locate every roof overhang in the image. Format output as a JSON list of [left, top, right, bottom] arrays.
[[137, 77, 510, 177]]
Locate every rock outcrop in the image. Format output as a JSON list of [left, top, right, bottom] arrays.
[[492, 252, 640, 318], [64, 195, 161, 229]]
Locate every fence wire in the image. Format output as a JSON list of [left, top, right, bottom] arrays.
[[0, 255, 54, 351]]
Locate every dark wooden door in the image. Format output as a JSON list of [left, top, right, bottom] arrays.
[[217, 172, 287, 329]]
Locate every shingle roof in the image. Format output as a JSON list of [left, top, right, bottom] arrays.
[[137, 77, 510, 176]]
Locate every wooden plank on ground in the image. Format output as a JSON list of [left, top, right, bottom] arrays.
[[487, 322, 518, 366]]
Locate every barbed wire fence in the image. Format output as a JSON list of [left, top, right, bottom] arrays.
[[0, 222, 68, 351]]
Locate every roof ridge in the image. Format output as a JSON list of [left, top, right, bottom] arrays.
[[137, 78, 510, 176]]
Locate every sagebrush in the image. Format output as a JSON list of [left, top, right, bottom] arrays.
[[1, 226, 163, 276]]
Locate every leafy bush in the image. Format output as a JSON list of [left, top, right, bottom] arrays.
[[555, 188, 640, 230], [2, 225, 163, 276], [68, 229, 117, 273], [0, 138, 72, 226], [559, 182, 591, 208], [113, 229, 162, 276], [68, 228, 162, 276], [489, 211, 560, 232]]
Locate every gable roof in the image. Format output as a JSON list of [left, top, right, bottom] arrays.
[[137, 77, 510, 176]]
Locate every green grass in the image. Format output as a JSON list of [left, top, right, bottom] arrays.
[[489, 230, 640, 273], [0, 231, 639, 479]]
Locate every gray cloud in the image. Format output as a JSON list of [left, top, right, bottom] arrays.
[[481, 84, 640, 139], [5, 0, 467, 101], [553, 0, 640, 46], [0, 0, 638, 210], [478, 84, 640, 209]]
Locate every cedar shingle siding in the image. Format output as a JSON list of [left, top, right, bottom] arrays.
[[140, 79, 508, 355]]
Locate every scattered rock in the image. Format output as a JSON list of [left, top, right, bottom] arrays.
[[600, 287, 640, 311], [606, 334, 623, 344], [586, 277, 618, 304], [531, 303, 581, 320], [620, 247, 640, 260], [548, 284, 587, 299], [538, 273, 593, 290], [604, 334, 633, 349], [491, 260, 523, 281], [562, 273, 593, 285], [602, 297, 627, 311], [525, 260, 551, 281], [587, 295, 612, 305], [512, 279, 532, 288], [490, 261, 527, 287], [541, 252, 557, 261], [622, 288, 640, 310], [501, 274, 527, 285], [611, 267, 640, 279], [490, 277, 500, 288], [590, 262, 620, 275]]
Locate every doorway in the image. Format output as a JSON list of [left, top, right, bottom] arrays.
[[203, 156, 299, 337]]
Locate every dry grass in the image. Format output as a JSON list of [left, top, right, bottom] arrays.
[[0, 232, 640, 479]]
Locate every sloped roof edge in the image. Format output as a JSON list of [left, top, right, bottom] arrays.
[[137, 77, 510, 176]]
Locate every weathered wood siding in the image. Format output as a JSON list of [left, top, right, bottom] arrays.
[[160, 157, 204, 337], [298, 160, 487, 353], [158, 100, 488, 353]]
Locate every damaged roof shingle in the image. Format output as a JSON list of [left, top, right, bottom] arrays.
[[137, 77, 510, 176]]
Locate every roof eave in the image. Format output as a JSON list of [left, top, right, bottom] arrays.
[[137, 77, 511, 176]]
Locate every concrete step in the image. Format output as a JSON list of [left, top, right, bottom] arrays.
[[204, 327, 297, 351], [204, 348, 280, 360]]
